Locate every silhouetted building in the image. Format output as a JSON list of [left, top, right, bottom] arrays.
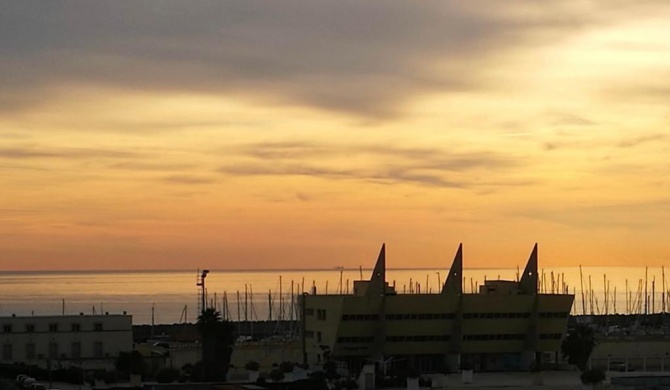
[[301, 244, 574, 374]]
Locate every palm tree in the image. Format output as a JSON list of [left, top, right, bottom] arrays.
[[561, 324, 597, 371], [197, 308, 234, 382], [580, 368, 606, 389]]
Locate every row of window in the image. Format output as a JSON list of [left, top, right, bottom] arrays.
[[1, 341, 104, 361], [539, 333, 562, 340], [463, 312, 531, 319], [305, 308, 328, 320], [342, 313, 455, 321], [538, 312, 569, 318], [328, 333, 562, 343], [305, 331, 323, 342], [463, 312, 568, 319], [463, 333, 563, 341], [340, 312, 568, 321], [386, 313, 455, 320], [463, 334, 526, 341], [2, 323, 104, 333], [342, 313, 457, 321], [386, 335, 450, 342], [337, 336, 374, 343]]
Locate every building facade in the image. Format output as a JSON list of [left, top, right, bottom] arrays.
[[0, 314, 133, 370], [301, 244, 574, 374]]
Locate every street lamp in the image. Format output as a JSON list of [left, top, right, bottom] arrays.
[[196, 270, 210, 313]]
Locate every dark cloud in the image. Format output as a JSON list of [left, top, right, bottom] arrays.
[[548, 113, 596, 127], [112, 161, 196, 172], [0, 0, 628, 118], [236, 141, 515, 170], [218, 161, 467, 188], [618, 134, 667, 148], [517, 199, 670, 230], [163, 174, 216, 184], [544, 133, 668, 151], [219, 141, 522, 188], [0, 146, 138, 160]]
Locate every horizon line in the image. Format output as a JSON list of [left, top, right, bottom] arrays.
[[0, 265, 663, 274]]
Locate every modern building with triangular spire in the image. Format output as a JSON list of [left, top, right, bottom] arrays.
[[300, 243, 574, 376]]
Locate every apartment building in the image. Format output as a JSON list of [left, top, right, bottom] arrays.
[[0, 313, 133, 370]]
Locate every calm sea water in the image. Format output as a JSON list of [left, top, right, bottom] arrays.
[[0, 267, 668, 325]]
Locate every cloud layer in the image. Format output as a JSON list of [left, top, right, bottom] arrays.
[[2, 0, 648, 118]]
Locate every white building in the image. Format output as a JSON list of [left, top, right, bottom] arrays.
[[1, 314, 133, 369]]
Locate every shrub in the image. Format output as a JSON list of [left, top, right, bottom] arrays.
[[270, 368, 285, 382], [407, 367, 420, 378], [341, 378, 358, 389], [279, 361, 295, 373], [530, 361, 542, 372], [580, 369, 606, 387], [93, 370, 107, 381], [244, 361, 260, 371], [156, 367, 180, 384]]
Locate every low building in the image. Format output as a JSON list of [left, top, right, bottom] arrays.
[[0, 313, 133, 370], [301, 244, 574, 374]]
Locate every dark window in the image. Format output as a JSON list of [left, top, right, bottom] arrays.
[[386, 335, 449, 342], [26, 324, 35, 333], [49, 323, 59, 332], [305, 331, 314, 338], [26, 343, 35, 359], [305, 308, 314, 316], [72, 323, 81, 332], [94, 323, 103, 331], [49, 342, 59, 359], [539, 333, 562, 340], [2, 344, 12, 360], [2, 324, 12, 333], [71, 342, 81, 359], [317, 332, 322, 343], [93, 342, 103, 358], [317, 310, 327, 321]]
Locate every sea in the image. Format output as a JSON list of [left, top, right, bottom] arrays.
[[0, 267, 667, 325]]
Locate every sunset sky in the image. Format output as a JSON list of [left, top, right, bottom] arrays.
[[1, 1, 669, 271]]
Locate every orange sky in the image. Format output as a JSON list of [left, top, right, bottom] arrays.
[[1, 1, 669, 270]]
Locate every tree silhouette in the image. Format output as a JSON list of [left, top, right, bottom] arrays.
[[561, 324, 597, 371], [115, 350, 147, 378], [197, 308, 234, 382], [580, 368, 606, 388]]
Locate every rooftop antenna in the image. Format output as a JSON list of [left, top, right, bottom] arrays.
[[663, 266, 667, 313], [579, 266, 586, 315], [336, 266, 344, 294]]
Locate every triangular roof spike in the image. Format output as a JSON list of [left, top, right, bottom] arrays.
[[519, 243, 538, 294], [442, 243, 463, 295], [365, 243, 386, 297]]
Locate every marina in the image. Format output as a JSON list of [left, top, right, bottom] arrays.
[[1, 266, 669, 325]]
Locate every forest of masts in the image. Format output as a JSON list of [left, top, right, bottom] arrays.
[[198, 266, 670, 323]]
